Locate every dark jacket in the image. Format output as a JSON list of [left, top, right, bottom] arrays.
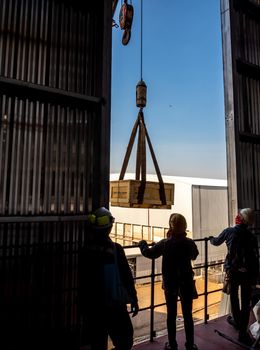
[[210, 224, 259, 283], [79, 236, 137, 313], [139, 236, 199, 294]]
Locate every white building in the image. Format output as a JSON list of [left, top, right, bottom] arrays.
[[110, 173, 228, 269]]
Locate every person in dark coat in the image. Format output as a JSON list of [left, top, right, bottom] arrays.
[[79, 207, 139, 350], [210, 208, 259, 345], [139, 213, 199, 350]]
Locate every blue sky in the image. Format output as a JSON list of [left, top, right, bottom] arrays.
[[111, 0, 227, 179]]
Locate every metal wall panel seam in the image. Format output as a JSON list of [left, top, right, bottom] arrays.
[[56, 3, 63, 90], [0, 0, 7, 75], [2, 98, 11, 214], [75, 110, 80, 212], [9, 0, 18, 78], [59, 4, 66, 90], [55, 105, 62, 212], [16, 0, 24, 81], [84, 12, 90, 95], [32, 0, 40, 84], [63, 108, 69, 213], [78, 13, 84, 94], [49, 105, 56, 213], [0, 95, 6, 213], [49, 2, 58, 88], [3, 0, 12, 77], [8, 97, 19, 214], [15, 100, 25, 214], [19, 0, 28, 81], [82, 110, 88, 213], [31, 101, 39, 214], [24, 100, 34, 214], [35, 103, 44, 213], [26, 0, 34, 83], [43, 103, 51, 213]]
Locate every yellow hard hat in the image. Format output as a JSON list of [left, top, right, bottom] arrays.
[[86, 207, 115, 229]]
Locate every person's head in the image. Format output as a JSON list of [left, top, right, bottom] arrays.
[[239, 208, 254, 226], [168, 213, 187, 236], [86, 207, 115, 236]]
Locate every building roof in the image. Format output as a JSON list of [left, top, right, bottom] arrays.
[[110, 173, 227, 188]]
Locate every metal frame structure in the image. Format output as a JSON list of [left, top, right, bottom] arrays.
[[221, 0, 260, 226]]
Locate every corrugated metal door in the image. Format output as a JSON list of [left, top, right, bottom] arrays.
[[192, 185, 228, 264], [192, 186, 228, 238], [0, 1, 113, 348], [0, 0, 112, 215], [221, 0, 260, 227]]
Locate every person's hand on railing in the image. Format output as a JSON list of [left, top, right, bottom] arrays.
[[138, 240, 147, 249], [209, 236, 214, 244], [131, 301, 139, 317]]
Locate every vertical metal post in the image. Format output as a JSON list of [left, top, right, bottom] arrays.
[[204, 238, 209, 324], [150, 257, 155, 342], [123, 222, 125, 245], [115, 222, 117, 242]]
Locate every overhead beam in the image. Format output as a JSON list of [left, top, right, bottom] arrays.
[[0, 77, 103, 108]]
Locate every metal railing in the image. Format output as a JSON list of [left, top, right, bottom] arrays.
[[0, 216, 259, 347], [117, 225, 260, 343], [111, 221, 168, 244], [121, 237, 225, 343]]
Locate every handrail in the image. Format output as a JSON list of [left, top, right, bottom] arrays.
[[122, 236, 226, 343], [0, 218, 258, 343], [122, 229, 260, 343]]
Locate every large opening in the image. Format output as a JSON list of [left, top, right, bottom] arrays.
[[110, 0, 228, 345], [111, 0, 226, 180]]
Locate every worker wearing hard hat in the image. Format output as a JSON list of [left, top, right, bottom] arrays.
[[79, 207, 139, 350]]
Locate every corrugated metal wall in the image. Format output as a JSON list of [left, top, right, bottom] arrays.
[[0, 219, 86, 349], [192, 186, 228, 238], [192, 186, 228, 264], [0, 0, 111, 214], [221, 0, 260, 228], [0, 0, 112, 348]]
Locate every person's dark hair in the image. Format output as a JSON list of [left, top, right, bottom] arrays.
[[167, 213, 187, 238]]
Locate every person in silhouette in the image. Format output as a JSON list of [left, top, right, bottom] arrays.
[[79, 207, 139, 350], [139, 213, 199, 350], [210, 208, 259, 345]]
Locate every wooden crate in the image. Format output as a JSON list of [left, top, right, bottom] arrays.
[[110, 180, 174, 209]]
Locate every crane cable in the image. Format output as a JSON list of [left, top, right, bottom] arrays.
[[140, 0, 143, 80]]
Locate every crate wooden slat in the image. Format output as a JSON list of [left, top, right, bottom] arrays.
[[110, 180, 174, 209]]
